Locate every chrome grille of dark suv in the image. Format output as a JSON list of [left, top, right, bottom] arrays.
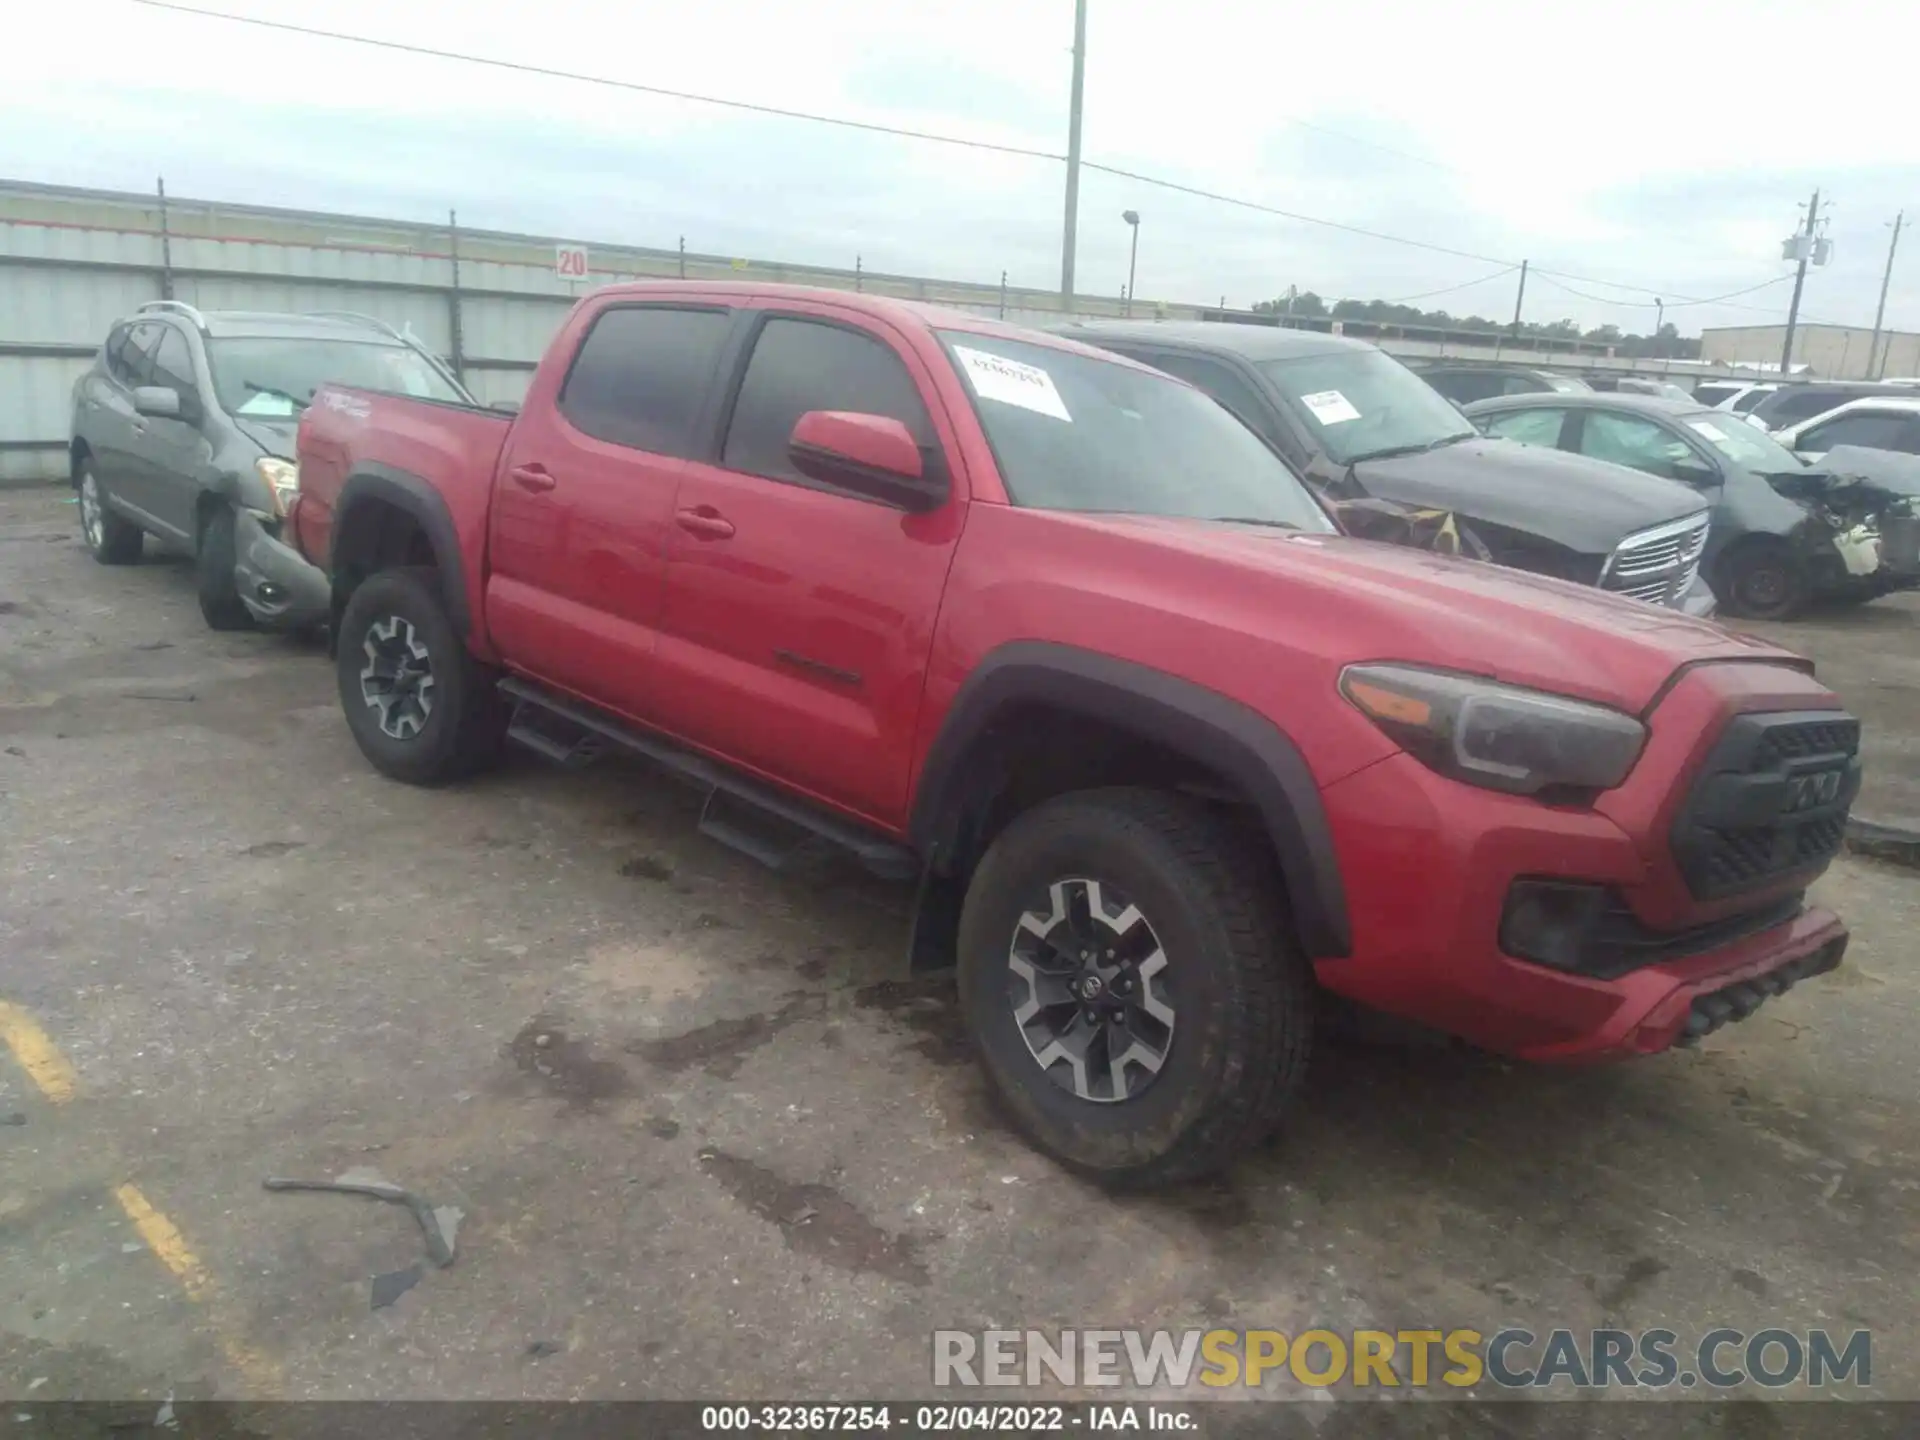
[[1602, 512, 1711, 608], [1670, 711, 1862, 901]]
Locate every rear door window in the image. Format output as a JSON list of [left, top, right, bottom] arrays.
[[720, 317, 932, 488], [1481, 408, 1567, 447], [558, 306, 732, 457]]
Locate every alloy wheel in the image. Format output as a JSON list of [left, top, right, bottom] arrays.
[[1006, 877, 1176, 1103], [359, 615, 437, 740], [79, 473, 103, 550]]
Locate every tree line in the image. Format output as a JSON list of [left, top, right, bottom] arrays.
[[1250, 291, 1702, 359]]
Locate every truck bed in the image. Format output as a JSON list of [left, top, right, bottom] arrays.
[[293, 386, 513, 635]]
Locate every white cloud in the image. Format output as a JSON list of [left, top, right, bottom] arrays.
[[5, 0, 1915, 333]]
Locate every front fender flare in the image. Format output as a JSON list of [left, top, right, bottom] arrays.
[[910, 642, 1351, 959]]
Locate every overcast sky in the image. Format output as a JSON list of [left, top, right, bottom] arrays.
[[7, 0, 1916, 334]]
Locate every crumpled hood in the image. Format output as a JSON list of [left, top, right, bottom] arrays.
[[1354, 436, 1705, 553], [1786, 445, 1920, 504], [233, 417, 299, 458], [1097, 515, 1805, 713]]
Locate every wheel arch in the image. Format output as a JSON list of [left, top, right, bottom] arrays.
[[328, 463, 473, 640], [910, 642, 1351, 962]]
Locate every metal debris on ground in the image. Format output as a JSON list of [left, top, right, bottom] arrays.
[[370, 1264, 424, 1310], [263, 1167, 464, 1267]]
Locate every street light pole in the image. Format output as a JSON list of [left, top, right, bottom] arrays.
[[1059, 0, 1088, 304], [1122, 210, 1140, 316]]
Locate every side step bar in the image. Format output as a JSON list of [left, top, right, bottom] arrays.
[[499, 677, 919, 881]]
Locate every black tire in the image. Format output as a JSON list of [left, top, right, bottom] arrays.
[[1720, 541, 1810, 621], [956, 787, 1313, 1188], [196, 505, 256, 631], [335, 566, 506, 785], [76, 459, 143, 565]]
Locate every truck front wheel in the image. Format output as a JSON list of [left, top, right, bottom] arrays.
[[956, 787, 1312, 1188], [336, 567, 504, 785]]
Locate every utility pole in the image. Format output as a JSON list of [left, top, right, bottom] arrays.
[[1868, 211, 1904, 379], [1509, 259, 1528, 335], [1780, 188, 1821, 376], [447, 209, 466, 383], [156, 177, 174, 301], [1059, 0, 1088, 304]]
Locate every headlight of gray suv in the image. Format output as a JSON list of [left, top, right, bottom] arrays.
[[255, 458, 299, 518], [1340, 663, 1647, 798]]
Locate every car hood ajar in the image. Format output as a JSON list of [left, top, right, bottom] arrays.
[[1352, 437, 1705, 553], [1097, 514, 1804, 714]]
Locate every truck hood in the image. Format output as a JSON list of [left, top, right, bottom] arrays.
[[1353, 437, 1705, 554], [1102, 515, 1804, 713]]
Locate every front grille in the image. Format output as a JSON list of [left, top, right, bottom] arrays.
[[1602, 512, 1711, 609], [1670, 711, 1862, 901]]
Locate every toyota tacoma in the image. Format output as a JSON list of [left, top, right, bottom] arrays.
[[288, 283, 1859, 1187]]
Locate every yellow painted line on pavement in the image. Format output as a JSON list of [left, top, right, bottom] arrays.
[[0, 1000, 78, 1102], [115, 1183, 284, 1395], [114, 1184, 214, 1300]]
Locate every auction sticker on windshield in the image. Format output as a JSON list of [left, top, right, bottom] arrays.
[[1686, 419, 1741, 454], [955, 346, 1072, 422], [1301, 390, 1362, 425]]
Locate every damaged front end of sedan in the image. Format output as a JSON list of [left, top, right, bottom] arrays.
[[1768, 445, 1920, 602]]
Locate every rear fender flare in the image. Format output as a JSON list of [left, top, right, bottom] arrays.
[[910, 642, 1351, 959], [329, 462, 472, 638]]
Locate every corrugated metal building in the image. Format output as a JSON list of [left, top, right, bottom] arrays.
[[1700, 323, 1920, 382], [1, 178, 1142, 485]]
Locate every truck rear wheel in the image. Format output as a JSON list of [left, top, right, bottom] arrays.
[[956, 787, 1312, 1188], [336, 567, 504, 785]]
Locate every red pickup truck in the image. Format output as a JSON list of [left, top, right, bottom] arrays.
[[292, 282, 1858, 1187]]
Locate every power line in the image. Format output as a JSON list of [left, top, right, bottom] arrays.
[[127, 0, 1070, 164], [1377, 265, 1520, 305], [1076, 162, 1510, 264], [1530, 271, 1795, 310], [123, 0, 1812, 320]]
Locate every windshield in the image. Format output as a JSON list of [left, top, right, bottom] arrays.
[[1257, 348, 1476, 464], [937, 331, 1335, 531], [206, 337, 465, 417], [1681, 411, 1805, 472]]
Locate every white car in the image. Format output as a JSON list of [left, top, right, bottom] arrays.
[[1772, 395, 1920, 464]]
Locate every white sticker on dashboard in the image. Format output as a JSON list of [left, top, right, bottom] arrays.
[[954, 346, 1072, 422], [1300, 389, 1361, 425]]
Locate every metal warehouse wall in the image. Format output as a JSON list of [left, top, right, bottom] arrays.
[[2, 178, 1750, 485], [1699, 324, 1920, 381], [0, 179, 1156, 485]]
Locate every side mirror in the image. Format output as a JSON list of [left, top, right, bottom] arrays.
[[1669, 456, 1718, 485], [788, 411, 945, 512], [132, 386, 183, 420]]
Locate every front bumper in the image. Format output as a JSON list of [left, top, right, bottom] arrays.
[[1315, 664, 1853, 1064], [234, 509, 330, 630]]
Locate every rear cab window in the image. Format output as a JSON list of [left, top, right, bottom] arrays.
[[558, 306, 733, 457]]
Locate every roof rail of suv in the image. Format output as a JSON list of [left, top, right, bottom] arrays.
[[308, 310, 412, 343], [136, 299, 209, 331]]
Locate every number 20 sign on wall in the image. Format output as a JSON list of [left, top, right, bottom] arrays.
[[555, 244, 590, 281]]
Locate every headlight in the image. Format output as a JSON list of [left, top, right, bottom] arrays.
[[1340, 663, 1646, 798], [255, 457, 299, 517]]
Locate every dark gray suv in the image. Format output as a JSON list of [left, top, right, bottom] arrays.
[[69, 303, 472, 631]]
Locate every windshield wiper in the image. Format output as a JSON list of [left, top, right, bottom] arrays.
[[1208, 516, 1300, 529], [1345, 432, 1477, 464], [243, 381, 311, 410]]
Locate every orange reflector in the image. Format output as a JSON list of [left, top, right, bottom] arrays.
[[1346, 678, 1432, 727]]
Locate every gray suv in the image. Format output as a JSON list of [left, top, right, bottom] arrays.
[[69, 303, 472, 631]]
